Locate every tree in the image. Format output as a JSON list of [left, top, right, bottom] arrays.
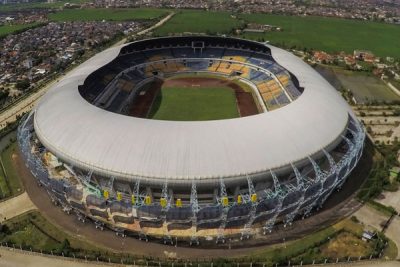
[[0, 224, 10, 235], [15, 79, 30, 91], [56, 239, 72, 256]]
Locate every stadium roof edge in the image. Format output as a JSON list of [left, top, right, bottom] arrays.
[[33, 37, 356, 185]]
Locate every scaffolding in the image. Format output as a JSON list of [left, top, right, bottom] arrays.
[[190, 180, 200, 245], [216, 177, 229, 244], [240, 175, 257, 239], [263, 170, 285, 234], [17, 111, 366, 243]]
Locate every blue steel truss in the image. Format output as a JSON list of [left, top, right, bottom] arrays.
[[18, 112, 365, 242]]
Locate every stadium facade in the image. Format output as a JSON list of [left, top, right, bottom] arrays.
[[18, 36, 365, 244]]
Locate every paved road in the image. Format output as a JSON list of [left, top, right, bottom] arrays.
[[353, 205, 390, 232], [377, 190, 400, 214], [137, 12, 174, 36], [0, 192, 36, 223], [334, 261, 400, 267], [385, 216, 400, 260], [1, 247, 399, 267], [0, 247, 114, 267]]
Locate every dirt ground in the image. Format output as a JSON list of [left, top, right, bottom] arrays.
[[320, 231, 372, 258], [128, 79, 163, 118], [353, 205, 390, 232], [129, 76, 259, 119]]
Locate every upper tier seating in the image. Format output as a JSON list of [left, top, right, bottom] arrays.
[[80, 45, 303, 112]]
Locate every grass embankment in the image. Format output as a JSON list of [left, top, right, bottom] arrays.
[[149, 87, 239, 121], [48, 8, 169, 22], [367, 200, 397, 217], [0, 142, 23, 199], [0, 211, 144, 262]]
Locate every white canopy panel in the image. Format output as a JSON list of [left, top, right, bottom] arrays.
[[33, 41, 354, 185]]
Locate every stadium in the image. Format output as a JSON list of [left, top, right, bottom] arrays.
[[18, 36, 365, 245]]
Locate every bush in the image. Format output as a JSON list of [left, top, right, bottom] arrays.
[[368, 200, 397, 216], [15, 79, 30, 91], [350, 216, 360, 223]]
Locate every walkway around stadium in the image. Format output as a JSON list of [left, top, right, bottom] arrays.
[[1, 246, 399, 267]]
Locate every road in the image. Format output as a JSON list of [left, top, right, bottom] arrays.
[[0, 192, 36, 223], [0, 247, 116, 267], [385, 217, 400, 260], [0, 12, 175, 131], [334, 261, 400, 267], [1, 246, 399, 267], [353, 205, 391, 232]]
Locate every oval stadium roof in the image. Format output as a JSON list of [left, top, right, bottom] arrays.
[[33, 39, 355, 186]]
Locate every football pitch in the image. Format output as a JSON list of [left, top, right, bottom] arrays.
[[148, 87, 239, 121]]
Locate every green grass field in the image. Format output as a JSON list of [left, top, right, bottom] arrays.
[[334, 69, 400, 103], [48, 8, 168, 22], [148, 87, 239, 121], [154, 10, 400, 57], [338, 75, 400, 103], [316, 65, 400, 103], [0, 142, 23, 199], [0, 0, 87, 12], [154, 10, 244, 35], [0, 23, 40, 38], [239, 14, 400, 58], [249, 218, 395, 264], [0, 211, 128, 259], [0, 164, 9, 199], [4, 8, 399, 59]]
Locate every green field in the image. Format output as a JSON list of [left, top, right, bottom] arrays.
[[239, 14, 400, 58], [316, 66, 400, 103], [335, 71, 400, 103], [0, 211, 138, 261], [0, 23, 40, 38], [148, 87, 239, 121], [154, 10, 400, 57], [0, 163, 8, 198], [0, 142, 23, 199], [154, 10, 244, 35], [0, 0, 87, 12], [48, 8, 168, 22]]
